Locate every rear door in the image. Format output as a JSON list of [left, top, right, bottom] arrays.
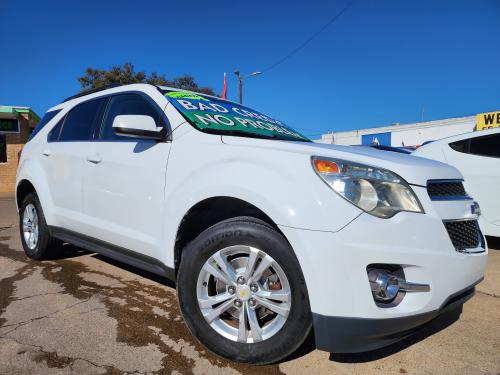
[[444, 132, 500, 231], [42, 98, 106, 232], [82, 93, 171, 258]]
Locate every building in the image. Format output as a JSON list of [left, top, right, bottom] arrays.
[[0, 106, 40, 193], [315, 110, 500, 147]]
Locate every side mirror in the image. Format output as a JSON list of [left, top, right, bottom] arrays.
[[112, 115, 166, 140]]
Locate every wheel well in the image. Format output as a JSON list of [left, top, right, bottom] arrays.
[[16, 180, 36, 209], [174, 197, 281, 274]]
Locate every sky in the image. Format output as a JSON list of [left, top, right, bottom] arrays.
[[1, 0, 499, 139]]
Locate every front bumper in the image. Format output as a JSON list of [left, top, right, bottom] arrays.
[[313, 279, 480, 353], [279, 210, 487, 319], [278, 188, 488, 353]]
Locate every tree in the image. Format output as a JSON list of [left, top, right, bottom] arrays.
[[78, 63, 215, 95]]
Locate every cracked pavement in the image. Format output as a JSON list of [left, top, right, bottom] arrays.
[[1, 196, 499, 374]]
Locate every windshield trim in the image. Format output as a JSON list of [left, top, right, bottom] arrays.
[[200, 127, 312, 142]]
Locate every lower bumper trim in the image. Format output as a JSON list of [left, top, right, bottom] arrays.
[[313, 278, 482, 353]]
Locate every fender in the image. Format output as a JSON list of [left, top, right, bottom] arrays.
[[159, 128, 362, 268], [16, 157, 56, 225]]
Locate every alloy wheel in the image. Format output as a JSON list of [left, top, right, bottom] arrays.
[[22, 203, 39, 250], [196, 245, 291, 343]]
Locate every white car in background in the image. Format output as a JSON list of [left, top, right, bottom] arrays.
[[413, 128, 500, 238]]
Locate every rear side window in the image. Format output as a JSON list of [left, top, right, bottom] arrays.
[[99, 94, 164, 141], [58, 98, 106, 141], [28, 109, 61, 141], [450, 133, 500, 158], [48, 116, 65, 142], [449, 139, 469, 153], [469, 134, 500, 158]]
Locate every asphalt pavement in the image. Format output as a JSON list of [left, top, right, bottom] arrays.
[[1, 196, 499, 374]]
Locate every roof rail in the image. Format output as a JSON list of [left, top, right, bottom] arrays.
[[62, 84, 124, 103]]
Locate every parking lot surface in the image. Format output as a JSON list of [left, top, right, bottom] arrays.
[[1, 196, 499, 374]]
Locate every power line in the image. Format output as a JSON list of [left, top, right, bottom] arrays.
[[261, 0, 356, 73]]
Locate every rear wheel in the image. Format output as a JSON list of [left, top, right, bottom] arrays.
[[19, 193, 58, 260], [177, 217, 311, 364]]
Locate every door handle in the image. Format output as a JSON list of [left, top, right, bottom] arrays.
[[42, 149, 51, 157], [86, 154, 102, 164]]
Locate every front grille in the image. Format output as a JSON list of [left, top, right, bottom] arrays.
[[427, 180, 468, 200], [444, 220, 481, 251]]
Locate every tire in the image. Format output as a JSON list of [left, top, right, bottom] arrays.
[[19, 192, 58, 260], [177, 216, 312, 364]]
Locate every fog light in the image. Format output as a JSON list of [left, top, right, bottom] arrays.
[[367, 265, 431, 307], [369, 269, 400, 302]]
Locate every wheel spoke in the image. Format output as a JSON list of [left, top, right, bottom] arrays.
[[254, 296, 290, 317], [202, 262, 234, 286], [249, 254, 273, 283], [25, 207, 32, 220], [246, 304, 262, 342], [203, 298, 235, 323], [212, 252, 237, 284], [237, 302, 247, 342], [255, 289, 290, 302], [244, 247, 259, 279], [198, 292, 234, 309]]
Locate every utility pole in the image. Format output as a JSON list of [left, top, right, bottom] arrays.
[[235, 70, 243, 104], [234, 70, 262, 104]]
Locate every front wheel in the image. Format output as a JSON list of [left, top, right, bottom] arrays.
[[177, 217, 312, 364]]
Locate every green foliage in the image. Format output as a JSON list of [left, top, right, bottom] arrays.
[[78, 63, 215, 95]]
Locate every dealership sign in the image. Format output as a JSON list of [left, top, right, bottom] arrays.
[[0, 118, 20, 133], [476, 110, 500, 130]]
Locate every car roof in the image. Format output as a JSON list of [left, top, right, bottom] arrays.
[[48, 83, 235, 113], [48, 83, 153, 111]]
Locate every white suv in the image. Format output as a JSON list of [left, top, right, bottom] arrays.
[[16, 84, 487, 364], [413, 128, 500, 238]]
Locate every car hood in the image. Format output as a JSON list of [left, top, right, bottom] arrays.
[[221, 136, 463, 186]]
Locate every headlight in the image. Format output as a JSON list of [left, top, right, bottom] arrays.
[[311, 156, 424, 218]]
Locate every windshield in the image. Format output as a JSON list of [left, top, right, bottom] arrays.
[[163, 90, 310, 142]]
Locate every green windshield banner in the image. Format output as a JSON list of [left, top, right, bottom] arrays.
[[165, 92, 308, 141]]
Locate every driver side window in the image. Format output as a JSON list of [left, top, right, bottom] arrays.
[[99, 94, 164, 141]]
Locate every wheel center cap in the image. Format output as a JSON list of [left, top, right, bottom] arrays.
[[236, 285, 251, 301]]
